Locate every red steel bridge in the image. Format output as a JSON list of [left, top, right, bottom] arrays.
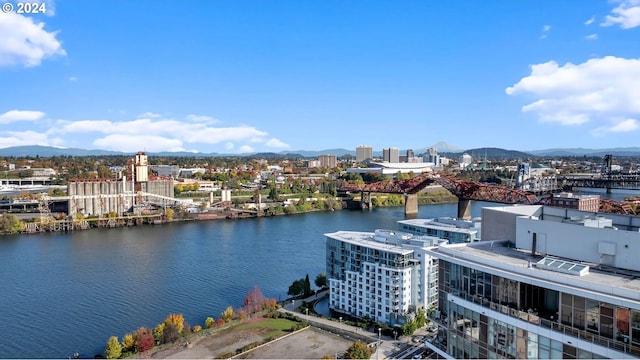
[[340, 173, 636, 217]]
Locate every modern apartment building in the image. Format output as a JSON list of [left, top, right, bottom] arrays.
[[425, 204, 640, 359], [325, 228, 444, 326], [398, 217, 482, 244]]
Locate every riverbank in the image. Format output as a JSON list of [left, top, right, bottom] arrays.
[[0, 191, 458, 236]]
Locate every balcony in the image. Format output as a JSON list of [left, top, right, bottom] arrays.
[[453, 292, 640, 357]]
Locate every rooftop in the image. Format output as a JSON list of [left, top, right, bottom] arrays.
[[429, 240, 640, 306], [398, 218, 480, 235], [325, 230, 442, 255]]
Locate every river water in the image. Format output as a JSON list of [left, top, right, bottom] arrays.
[[0, 196, 632, 358]]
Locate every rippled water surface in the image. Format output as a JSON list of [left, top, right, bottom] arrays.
[[0, 203, 495, 358]]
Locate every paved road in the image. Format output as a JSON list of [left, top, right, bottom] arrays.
[[279, 291, 433, 359]]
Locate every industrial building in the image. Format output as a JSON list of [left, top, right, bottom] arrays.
[[425, 204, 640, 359], [67, 152, 174, 217]]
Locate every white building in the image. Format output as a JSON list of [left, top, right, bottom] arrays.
[[346, 162, 434, 176], [425, 204, 640, 359], [398, 217, 482, 243], [325, 228, 445, 326], [459, 153, 472, 168]]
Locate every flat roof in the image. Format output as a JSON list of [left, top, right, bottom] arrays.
[[325, 231, 414, 255], [397, 219, 478, 235], [429, 241, 640, 306]]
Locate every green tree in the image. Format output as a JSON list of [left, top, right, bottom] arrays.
[[287, 278, 306, 297], [415, 309, 427, 328], [304, 274, 312, 296], [344, 341, 371, 359], [0, 213, 24, 233], [268, 186, 278, 201], [401, 320, 418, 336], [104, 336, 122, 359], [315, 273, 327, 288]]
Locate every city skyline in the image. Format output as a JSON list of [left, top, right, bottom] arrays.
[[1, 1, 639, 154]]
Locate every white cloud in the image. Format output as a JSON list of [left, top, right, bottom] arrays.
[[52, 118, 269, 146], [0, 12, 66, 67], [186, 114, 218, 123], [138, 112, 161, 119], [0, 110, 45, 124], [0, 130, 63, 148], [506, 56, 640, 134], [239, 145, 254, 153], [590, 118, 639, 136], [93, 134, 185, 153], [69, 76, 78, 82], [584, 33, 598, 40], [601, 0, 640, 29], [4, 109, 288, 153], [585, 16, 595, 25], [540, 24, 551, 39], [265, 138, 289, 148]]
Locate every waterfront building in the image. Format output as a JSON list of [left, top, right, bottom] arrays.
[[398, 217, 481, 243], [425, 204, 640, 359], [318, 154, 337, 168], [516, 162, 558, 192], [325, 228, 445, 326], [356, 145, 374, 163], [383, 147, 400, 163], [68, 152, 174, 217]]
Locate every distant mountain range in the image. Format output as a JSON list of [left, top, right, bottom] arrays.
[[1, 144, 640, 158]]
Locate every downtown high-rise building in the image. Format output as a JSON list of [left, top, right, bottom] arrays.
[[356, 145, 373, 163], [383, 147, 399, 163]]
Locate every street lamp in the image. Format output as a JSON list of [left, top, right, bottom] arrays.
[[339, 316, 342, 323], [377, 327, 381, 360], [292, 300, 295, 311]]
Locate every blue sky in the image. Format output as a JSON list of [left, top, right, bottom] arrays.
[[1, 0, 639, 154]]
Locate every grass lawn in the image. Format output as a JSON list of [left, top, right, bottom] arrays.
[[234, 318, 299, 339]]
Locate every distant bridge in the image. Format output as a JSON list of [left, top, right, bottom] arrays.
[[340, 173, 636, 217], [341, 174, 539, 218], [559, 174, 640, 192]]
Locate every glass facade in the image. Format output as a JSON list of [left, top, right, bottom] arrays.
[[438, 259, 640, 358]]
